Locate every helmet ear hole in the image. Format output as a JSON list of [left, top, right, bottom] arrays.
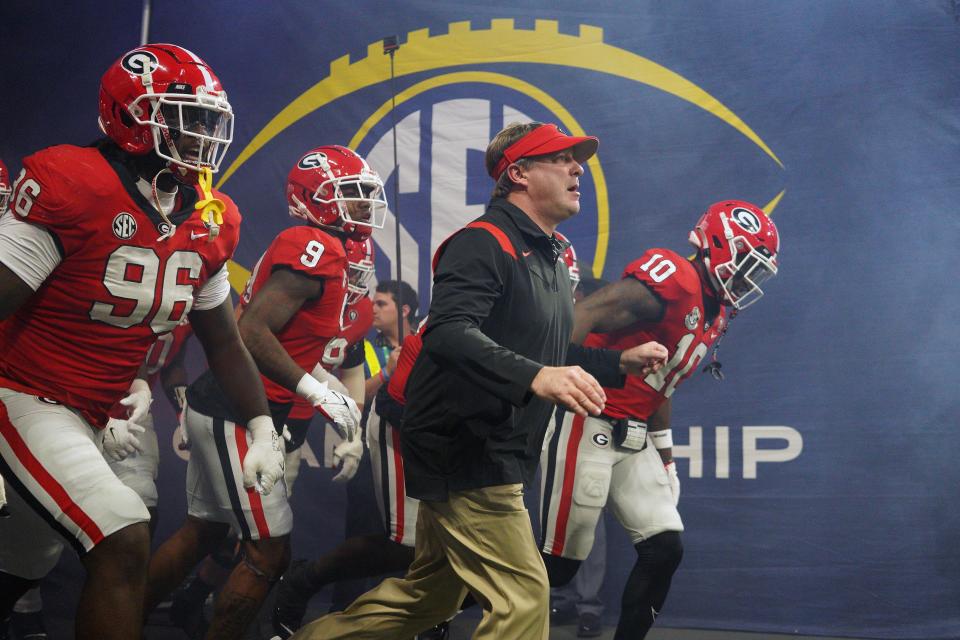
[[119, 109, 135, 128], [712, 235, 724, 249]]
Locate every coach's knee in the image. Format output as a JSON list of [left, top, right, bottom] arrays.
[[241, 537, 291, 583]]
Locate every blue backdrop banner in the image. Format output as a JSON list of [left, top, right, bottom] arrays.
[[1, 2, 958, 638]]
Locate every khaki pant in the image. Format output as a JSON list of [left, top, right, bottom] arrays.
[[291, 484, 549, 640]]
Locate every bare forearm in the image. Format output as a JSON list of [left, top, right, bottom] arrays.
[[240, 323, 307, 393], [207, 335, 270, 421]]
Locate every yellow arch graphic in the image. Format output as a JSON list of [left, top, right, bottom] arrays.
[[346, 71, 611, 274], [218, 19, 782, 191]]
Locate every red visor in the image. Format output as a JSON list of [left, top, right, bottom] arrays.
[[491, 124, 598, 181]]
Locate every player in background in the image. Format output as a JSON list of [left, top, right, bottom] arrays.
[[143, 145, 385, 639], [0, 44, 279, 640], [539, 200, 780, 639]]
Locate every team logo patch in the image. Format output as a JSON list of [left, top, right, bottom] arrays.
[[348, 309, 358, 322], [298, 152, 329, 170], [730, 207, 762, 234], [158, 222, 173, 236], [36, 397, 60, 405], [112, 212, 138, 239], [685, 306, 701, 330], [121, 50, 160, 76], [592, 432, 609, 447]]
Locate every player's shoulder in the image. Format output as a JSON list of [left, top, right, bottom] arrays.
[[210, 188, 242, 226], [275, 224, 346, 254], [22, 144, 115, 197], [624, 248, 701, 298]]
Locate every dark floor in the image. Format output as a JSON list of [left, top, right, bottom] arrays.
[[33, 553, 856, 640]]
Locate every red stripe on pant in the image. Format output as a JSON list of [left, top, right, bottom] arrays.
[[390, 424, 405, 544], [549, 414, 585, 556], [0, 401, 105, 545], [235, 425, 272, 539]]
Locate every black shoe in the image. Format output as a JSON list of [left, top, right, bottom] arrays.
[[576, 612, 602, 638], [169, 584, 210, 640], [550, 604, 577, 626], [415, 620, 450, 640], [9, 611, 48, 639], [272, 560, 315, 639]]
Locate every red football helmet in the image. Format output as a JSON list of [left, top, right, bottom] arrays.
[[98, 44, 233, 174], [345, 237, 376, 304], [286, 145, 387, 240], [554, 230, 581, 292], [0, 160, 11, 213], [688, 200, 779, 309]]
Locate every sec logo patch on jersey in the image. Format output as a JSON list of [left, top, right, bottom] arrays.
[[112, 212, 138, 239]]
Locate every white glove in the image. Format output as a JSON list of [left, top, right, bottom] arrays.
[[102, 418, 146, 462], [665, 460, 680, 506], [297, 374, 361, 443], [119, 378, 152, 425], [242, 416, 285, 496], [331, 437, 363, 483]]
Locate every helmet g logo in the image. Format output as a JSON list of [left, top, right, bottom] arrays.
[[298, 152, 329, 170], [730, 207, 762, 234], [121, 51, 159, 76]]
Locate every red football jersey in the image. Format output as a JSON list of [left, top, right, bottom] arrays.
[[287, 295, 373, 421], [143, 318, 194, 387], [387, 325, 425, 406], [238, 225, 349, 405], [584, 248, 728, 420], [0, 145, 240, 428]]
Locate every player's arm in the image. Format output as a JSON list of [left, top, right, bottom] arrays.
[[238, 267, 323, 389], [238, 267, 360, 439], [339, 362, 366, 411], [364, 346, 398, 404], [190, 298, 271, 421], [159, 339, 189, 412], [571, 277, 666, 344], [0, 263, 35, 321], [648, 398, 673, 465]]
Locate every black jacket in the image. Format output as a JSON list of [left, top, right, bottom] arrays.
[[401, 198, 623, 501]]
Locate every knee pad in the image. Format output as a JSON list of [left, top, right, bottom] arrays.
[[542, 552, 581, 588]]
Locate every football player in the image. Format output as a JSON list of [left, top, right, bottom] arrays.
[[0, 44, 279, 640], [143, 145, 386, 639], [539, 200, 780, 639]]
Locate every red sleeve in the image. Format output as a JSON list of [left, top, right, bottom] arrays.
[[387, 327, 424, 405], [12, 147, 99, 255], [269, 226, 347, 279], [623, 248, 699, 303], [341, 296, 374, 346]]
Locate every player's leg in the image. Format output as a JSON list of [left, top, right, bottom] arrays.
[[108, 410, 161, 538], [608, 443, 684, 639], [0, 388, 151, 639], [539, 412, 613, 587], [274, 411, 416, 637]]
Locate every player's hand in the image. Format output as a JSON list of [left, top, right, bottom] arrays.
[[102, 418, 146, 462], [299, 375, 361, 442], [665, 460, 680, 506], [176, 409, 190, 450], [242, 416, 285, 496], [530, 366, 606, 417], [619, 341, 669, 377], [385, 346, 401, 376], [119, 378, 152, 425], [331, 437, 363, 483]]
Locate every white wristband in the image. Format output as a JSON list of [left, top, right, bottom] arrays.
[[649, 428, 673, 450], [247, 415, 275, 440], [296, 372, 328, 404]]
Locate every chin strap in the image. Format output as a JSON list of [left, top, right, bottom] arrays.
[[151, 168, 177, 241], [702, 308, 737, 381], [195, 167, 225, 242]]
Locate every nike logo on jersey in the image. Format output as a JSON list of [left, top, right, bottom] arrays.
[[190, 231, 209, 240], [522, 250, 533, 257]]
